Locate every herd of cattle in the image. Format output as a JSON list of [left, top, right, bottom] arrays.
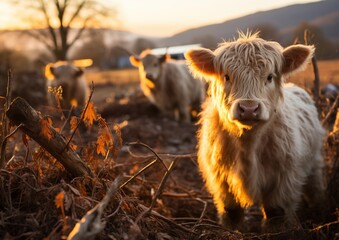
[[42, 33, 328, 232]]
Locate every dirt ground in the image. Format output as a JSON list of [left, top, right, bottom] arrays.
[[0, 75, 338, 239]]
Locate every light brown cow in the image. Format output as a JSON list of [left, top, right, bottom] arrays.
[[185, 33, 325, 231], [47, 63, 89, 114], [130, 50, 205, 122]]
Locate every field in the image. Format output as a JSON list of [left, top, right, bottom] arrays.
[[0, 60, 338, 239], [288, 59, 339, 88]]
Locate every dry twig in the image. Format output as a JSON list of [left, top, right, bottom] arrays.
[[0, 69, 12, 168], [67, 176, 123, 240], [322, 94, 339, 126], [304, 30, 320, 106], [127, 141, 168, 171], [64, 82, 95, 151]]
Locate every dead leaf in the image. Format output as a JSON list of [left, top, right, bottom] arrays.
[[96, 135, 107, 156], [70, 116, 79, 132], [83, 102, 97, 127], [96, 117, 115, 157], [55, 191, 65, 209]]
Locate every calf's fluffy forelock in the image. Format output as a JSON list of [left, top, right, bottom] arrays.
[[206, 38, 284, 135]]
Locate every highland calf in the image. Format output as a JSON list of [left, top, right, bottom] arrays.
[[185, 33, 325, 231], [130, 50, 205, 122], [47, 63, 89, 114]]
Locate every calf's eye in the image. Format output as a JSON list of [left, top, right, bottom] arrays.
[[224, 74, 230, 82], [266, 74, 273, 84]]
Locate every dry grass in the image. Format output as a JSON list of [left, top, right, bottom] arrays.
[[0, 60, 338, 239], [288, 59, 339, 88], [85, 59, 339, 90], [85, 68, 139, 85]]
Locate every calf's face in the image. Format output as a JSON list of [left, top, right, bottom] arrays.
[[50, 64, 83, 84], [130, 52, 170, 83], [185, 37, 314, 132]]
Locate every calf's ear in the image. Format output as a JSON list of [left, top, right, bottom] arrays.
[[48, 66, 59, 79], [159, 53, 171, 63], [282, 44, 314, 75], [49, 66, 56, 76], [185, 48, 215, 77], [129, 55, 141, 67], [74, 67, 84, 77]]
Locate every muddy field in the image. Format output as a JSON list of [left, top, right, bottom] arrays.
[[0, 61, 338, 239]]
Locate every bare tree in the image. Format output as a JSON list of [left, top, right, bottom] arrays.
[[9, 0, 118, 61]]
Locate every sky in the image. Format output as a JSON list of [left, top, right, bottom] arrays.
[[115, 0, 321, 37], [0, 0, 321, 37]]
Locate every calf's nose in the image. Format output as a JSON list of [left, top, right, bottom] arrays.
[[146, 73, 155, 81], [237, 101, 260, 121]]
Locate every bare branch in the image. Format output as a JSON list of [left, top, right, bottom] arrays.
[[0, 70, 12, 169], [126, 141, 169, 171], [321, 94, 339, 126], [39, 0, 59, 52], [6, 0, 118, 60], [67, 20, 91, 49], [64, 82, 94, 151], [66, 0, 88, 27], [21, 30, 54, 51]]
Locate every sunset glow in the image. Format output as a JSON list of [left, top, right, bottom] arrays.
[[0, 0, 321, 36]]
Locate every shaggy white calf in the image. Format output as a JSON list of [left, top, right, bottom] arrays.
[[47, 63, 89, 113], [185, 33, 325, 231], [130, 50, 205, 122]]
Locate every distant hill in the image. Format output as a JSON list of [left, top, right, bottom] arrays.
[[160, 0, 339, 47], [1, 0, 338, 61]]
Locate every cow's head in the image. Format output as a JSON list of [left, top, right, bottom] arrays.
[[49, 63, 84, 83], [185, 32, 314, 134], [130, 50, 171, 83]]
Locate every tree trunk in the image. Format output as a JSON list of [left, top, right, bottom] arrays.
[[6, 97, 94, 177]]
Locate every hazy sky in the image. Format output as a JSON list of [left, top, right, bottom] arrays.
[[115, 0, 321, 36], [0, 0, 321, 37]]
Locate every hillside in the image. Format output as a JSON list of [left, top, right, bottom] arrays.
[[161, 0, 339, 46]]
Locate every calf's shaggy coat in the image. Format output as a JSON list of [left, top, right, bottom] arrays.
[[185, 33, 325, 231], [130, 50, 205, 122], [47, 63, 89, 113]]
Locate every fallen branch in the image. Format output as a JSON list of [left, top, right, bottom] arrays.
[[6, 97, 94, 177], [67, 176, 122, 240]]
